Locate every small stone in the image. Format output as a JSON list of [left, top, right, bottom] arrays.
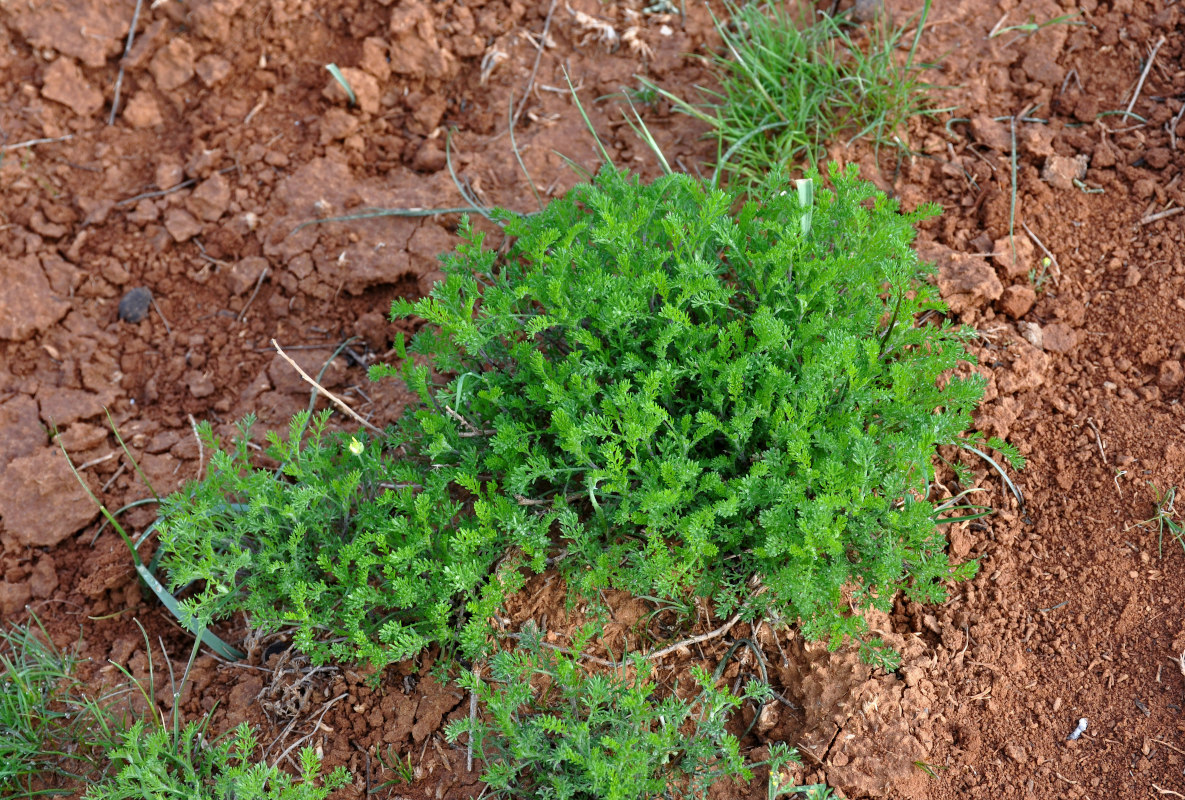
[[195, 54, 231, 87], [411, 139, 446, 172], [0, 581, 31, 616], [918, 242, 1003, 315], [41, 58, 104, 116], [360, 37, 391, 81], [1144, 148, 1171, 169], [185, 371, 216, 399], [155, 159, 185, 190], [164, 208, 203, 242], [186, 173, 231, 222], [149, 38, 196, 91], [1124, 265, 1142, 288], [122, 91, 163, 128], [29, 556, 59, 598], [1004, 743, 1027, 764], [970, 115, 1010, 152], [1159, 360, 1183, 388], [998, 285, 1036, 318], [1017, 321, 1044, 352], [1042, 155, 1089, 190], [226, 257, 268, 296], [1042, 322, 1079, 354], [0, 256, 69, 342], [0, 449, 100, 548], [118, 286, 154, 323], [992, 236, 1036, 280], [852, 0, 882, 22], [319, 107, 359, 143], [57, 422, 108, 451]]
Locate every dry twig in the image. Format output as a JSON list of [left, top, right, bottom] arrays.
[[1125, 35, 1166, 118], [272, 339, 384, 435]]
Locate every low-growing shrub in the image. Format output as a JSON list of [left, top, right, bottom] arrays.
[[383, 163, 984, 644], [158, 162, 987, 666], [445, 626, 764, 799]]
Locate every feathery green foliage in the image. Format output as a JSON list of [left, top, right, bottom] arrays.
[[155, 411, 530, 670], [382, 164, 984, 645], [84, 720, 348, 800], [158, 162, 987, 667], [445, 626, 763, 799]]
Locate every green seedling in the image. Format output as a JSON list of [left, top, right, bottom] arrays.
[[988, 11, 1083, 39], [1137, 483, 1183, 557], [324, 64, 355, 106], [374, 746, 416, 789], [640, 0, 939, 189]]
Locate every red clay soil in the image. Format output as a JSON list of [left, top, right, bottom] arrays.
[[1, 0, 1184, 797]]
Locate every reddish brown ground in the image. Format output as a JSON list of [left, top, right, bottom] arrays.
[[1, 0, 1184, 797]]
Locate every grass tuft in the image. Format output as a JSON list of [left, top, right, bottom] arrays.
[[641, 0, 938, 189]]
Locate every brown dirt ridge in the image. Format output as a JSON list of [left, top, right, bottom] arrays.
[[1, 0, 1184, 797]]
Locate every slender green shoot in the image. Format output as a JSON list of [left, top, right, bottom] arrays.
[[640, 0, 938, 189], [1137, 483, 1183, 558], [324, 64, 356, 106]]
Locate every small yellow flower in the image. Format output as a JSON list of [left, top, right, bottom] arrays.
[[348, 437, 364, 457]]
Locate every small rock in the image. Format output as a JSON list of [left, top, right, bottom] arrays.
[[319, 107, 360, 143], [186, 173, 231, 222], [195, 54, 232, 87], [411, 139, 446, 172], [852, 0, 882, 22], [164, 208, 203, 242], [1016, 321, 1044, 352], [41, 58, 104, 116], [118, 286, 154, 323], [1144, 148, 1171, 169], [0, 449, 100, 548], [29, 556, 59, 598], [185, 371, 216, 399], [38, 388, 111, 427], [902, 666, 925, 687], [224, 675, 264, 728], [1124, 265, 1142, 288], [998, 285, 1036, 318], [992, 235, 1035, 280], [1041, 322, 1079, 353], [0, 581, 32, 616], [360, 37, 392, 81], [0, 395, 47, 476], [1004, 743, 1027, 764], [1042, 155, 1089, 190], [0, 256, 69, 341], [226, 257, 269, 296], [918, 242, 1003, 315], [970, 115, 1010, 152], [149, 38, 196, 91], [1159, 360, 1184, 388], [122, 91, 163, 128], [57, 422, 108, 451], [155, 159, 185, 191]]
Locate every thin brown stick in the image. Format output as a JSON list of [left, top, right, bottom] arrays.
[[1125, 35, 1166, 118], [513, 0, 560, 129], [1086, 417, 1107, 465], [644, 612, 743, 661], [1020, 221, 1060, 285], [1152, 785, 1185, 799], [0, 134, 74, 152], [77, 452, 118, 471], [1139, 206, 1183, 226], [269, 692, 347, 769], [236, 266, 268, 323], [149, 293, 172, 336], [466, 664, 480, 772], [109, 0, 145, 125], [272, 339, 384, 435]]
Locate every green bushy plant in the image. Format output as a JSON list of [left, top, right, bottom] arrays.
[[158, 161, 987, 668], [445, 626, 763, 799], [85, 720, 348, 800], [382, 163, 984, 645], [156, 410, 534, 669]]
